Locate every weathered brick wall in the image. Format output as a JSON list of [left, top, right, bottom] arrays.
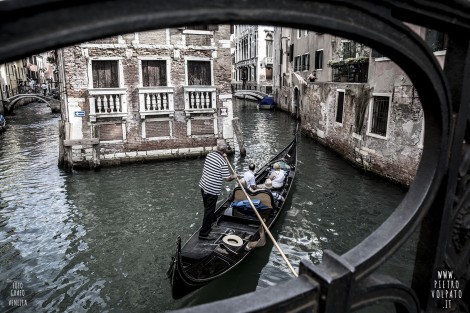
[[191, 119, 214, 135], [62, 26, 232, 169], [91, 37, 119, 44], [62, 46, 92, 140], [274, 86, 293, 113], [99, 123, 123, 141], [146, 120, 171, 137], [139, 30, 167, 44]]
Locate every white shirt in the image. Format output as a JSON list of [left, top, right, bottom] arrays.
[[270, 169, 285, 188], [243, 170, 256, 188]]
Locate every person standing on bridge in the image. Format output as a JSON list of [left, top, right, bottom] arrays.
[[198, 140, 238, 239], [29, 79, 35, 92], [41, 82, 47, 96]]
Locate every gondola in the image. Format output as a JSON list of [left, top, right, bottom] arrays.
[[167, 135, 297, 299]]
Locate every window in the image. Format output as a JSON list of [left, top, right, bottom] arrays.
[[92, 60, 119, 88], [336, 90, 345, 123], [302, 54, 310, 71], [297, 29, 301, 38], [425, 29, 448, 52], [187, 60, 211, 85], [266, 34, 273, 58], [369, 96, 390, 137], [266, 67, 272, 80], [315, 50, 323, 69], [294, 56, 301, 71], [342, 41, 357, 59], [142, 60, 167, 86]]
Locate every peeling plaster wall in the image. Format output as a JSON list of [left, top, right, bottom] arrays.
[[291, 80, 423, 187]]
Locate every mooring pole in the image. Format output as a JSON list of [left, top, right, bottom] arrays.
[[232, 117, 246, 157]]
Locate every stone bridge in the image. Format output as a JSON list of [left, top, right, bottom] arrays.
[[233, 90, 269, 101], [3, 94, 60, 114]]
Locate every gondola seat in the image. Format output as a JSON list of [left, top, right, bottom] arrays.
[[231, 187, 274, 220]]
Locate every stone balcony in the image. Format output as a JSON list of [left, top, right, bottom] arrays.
[[89, 88, 127, 121], [138, 87, 175, 118], [183, 86, 217, 116]]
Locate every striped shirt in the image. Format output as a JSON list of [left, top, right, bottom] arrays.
[[199, 151, 231, 195]]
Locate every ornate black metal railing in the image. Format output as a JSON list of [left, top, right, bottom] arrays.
[[1, 0, 468, 312]]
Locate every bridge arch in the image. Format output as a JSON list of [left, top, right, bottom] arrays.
[[233, 90, 269, 101], [4, 94, 59, 114]]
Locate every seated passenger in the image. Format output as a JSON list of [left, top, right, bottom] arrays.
[[238, 178, 254, 193], [268, 162, 286, 189], [243, 163, 257, 191], [264, 179, 285, 204]]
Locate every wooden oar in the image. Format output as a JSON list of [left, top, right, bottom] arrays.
[[224, 156, 298, 277]]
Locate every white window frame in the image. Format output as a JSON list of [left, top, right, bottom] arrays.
[[302, 53, 310, 71], [87, 57, 124, 89], [96, 121, 127, 143], [367, 93, 392, 140], [142, 117, 173, 141], [315, 49, 324, 70], [137, 56, 171, 87], [184, 56, 213, 86]]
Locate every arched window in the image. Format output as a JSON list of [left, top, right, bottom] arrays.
[[265, 33, 273, 58]]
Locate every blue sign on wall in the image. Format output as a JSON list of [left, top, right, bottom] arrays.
[[74, 111, 86, 117]]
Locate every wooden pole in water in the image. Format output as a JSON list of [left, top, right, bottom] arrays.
[[224, 156, 298, 277], [232, 117, 246, 157]]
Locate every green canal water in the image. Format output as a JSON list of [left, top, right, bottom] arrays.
[[0, 99, 416, 312]]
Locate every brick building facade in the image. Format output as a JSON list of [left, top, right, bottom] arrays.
[[58, 26, 233, 169]]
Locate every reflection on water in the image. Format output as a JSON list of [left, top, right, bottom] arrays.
[[0, 100, 414, 312]]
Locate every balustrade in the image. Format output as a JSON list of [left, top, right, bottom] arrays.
[[184, 86, 216, 113], [139, 87, 174, 117], [89, 88, 127, 118]]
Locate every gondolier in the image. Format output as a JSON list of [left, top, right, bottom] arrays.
[[199, 140, 237, 239]]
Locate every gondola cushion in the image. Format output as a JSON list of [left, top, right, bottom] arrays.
[[231, 199, 269, 211]]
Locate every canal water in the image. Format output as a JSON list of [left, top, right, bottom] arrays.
[[0, 100, 416, 312]]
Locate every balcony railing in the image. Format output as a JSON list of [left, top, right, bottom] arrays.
[[184, 86, 216, 115], [89, 88, 127, 119], [138, 87, 174, 117], [330, 61, 369, 83]]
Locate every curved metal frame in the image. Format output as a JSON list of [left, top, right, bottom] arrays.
[[1, 1, 468, 312]]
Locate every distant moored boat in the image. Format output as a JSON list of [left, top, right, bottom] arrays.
[[258, 96, 275, 110]]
